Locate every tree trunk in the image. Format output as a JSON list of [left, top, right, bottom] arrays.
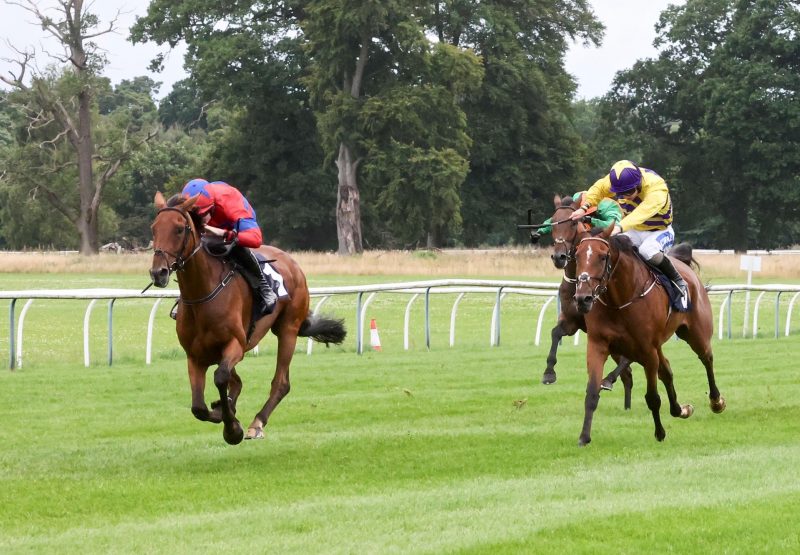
[[76, 87, 98, 255], [335, 142, 363, 255]]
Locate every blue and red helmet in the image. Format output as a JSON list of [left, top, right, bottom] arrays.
[[182, 179, 213, 214], [609, 161, 642, 193]]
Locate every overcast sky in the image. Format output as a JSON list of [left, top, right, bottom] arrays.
[[1, 0, 684, 101]]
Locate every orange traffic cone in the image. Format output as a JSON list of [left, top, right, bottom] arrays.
[[370, 318, 382, 351]]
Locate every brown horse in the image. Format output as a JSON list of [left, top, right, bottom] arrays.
[[572, 223, 726, 445], [542, 195, 633, 409], [149, 192, 346, 445]]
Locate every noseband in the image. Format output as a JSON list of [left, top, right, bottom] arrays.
[[153, 207, 203, 275], [576, 236, 614, 301]]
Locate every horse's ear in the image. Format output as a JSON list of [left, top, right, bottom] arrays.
[[182, 194, 200, 211], [553, 194, 561, 209], [154, 191, 166, 210]]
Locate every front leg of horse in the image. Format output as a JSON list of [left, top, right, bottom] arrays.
[[187, 359, 222, 423], [578, 341, 608, 446], [543, 323, 566, 385], [213, 361, 244, 445]]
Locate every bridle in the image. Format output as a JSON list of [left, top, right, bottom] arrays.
[[575, 236, 616, 302], [575, 235, 658, 309], [152, 207, 203, 275], [148, 206, 238, 305]]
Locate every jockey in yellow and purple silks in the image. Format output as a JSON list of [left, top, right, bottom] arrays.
[[569, 160, 688, 304]]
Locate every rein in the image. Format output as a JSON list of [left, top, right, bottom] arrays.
[[576, 236, 657, 309]]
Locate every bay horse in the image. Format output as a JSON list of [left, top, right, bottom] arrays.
[[573, 223, 726, 445], [542, 195, 633, 409], [149, 192, 346, 445]]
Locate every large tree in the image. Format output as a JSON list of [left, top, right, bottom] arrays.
[[427, 0, 604, 245], [0, 0, 157, 254], [603, 0, 800, 250]]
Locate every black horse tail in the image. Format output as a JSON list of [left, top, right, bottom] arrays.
[[669, 242, 700, 271], [299, 314, 347, 345]]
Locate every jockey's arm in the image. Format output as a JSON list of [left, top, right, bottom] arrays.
[[235, 221, 263, 248], [570, 176, 611, 220], [590, 198, 623, 229]]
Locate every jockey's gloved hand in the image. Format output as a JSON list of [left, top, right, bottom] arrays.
[[530, 231, 541, 244], [223, 229, 238, 244]]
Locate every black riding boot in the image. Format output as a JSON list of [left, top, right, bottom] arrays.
[[231, 246, 277, 316], [653, 254, 688, 302]]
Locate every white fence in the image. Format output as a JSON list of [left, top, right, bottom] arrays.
[[3, 280, 800, 369]]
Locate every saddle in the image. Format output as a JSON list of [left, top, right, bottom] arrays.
[[632, 247, 691, 313]]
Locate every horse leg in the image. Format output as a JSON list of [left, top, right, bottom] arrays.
[[213, 343, 245, 445], [210, 368, 243, 416], [642, 353, 666, 441], [578, 338, 609, 446], [677, 327, 726, 413], [619, 364, 633, 410], [600, 355, 629, 391], [187, 357, 222, 424], [543, 316, 577, 385], [246, 329, 297, 440], [657, 351, 693, 419]]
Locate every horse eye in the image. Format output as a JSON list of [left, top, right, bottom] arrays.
[[600, 254, 608, 261], [175, 226, 184, 236]]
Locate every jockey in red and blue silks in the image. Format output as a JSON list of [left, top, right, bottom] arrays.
[[181, 179, 277, 316], [182, 179, 263, 248]]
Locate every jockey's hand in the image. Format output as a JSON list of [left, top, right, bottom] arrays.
[[610, 223, 622, 236], [570, 208, 586, 221], [223, 229, 238, 244], [203, 224, 226, 237], [529, 231, 541, 244]]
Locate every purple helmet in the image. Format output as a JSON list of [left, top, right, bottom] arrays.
[[609, 161, 642, 193]]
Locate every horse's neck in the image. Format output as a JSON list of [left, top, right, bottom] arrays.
[[605, 248, 649, 305], [177, 246, 225, 298], [564, 257, 577, 279]]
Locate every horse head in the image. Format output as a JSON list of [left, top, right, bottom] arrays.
[[149, 192, 202, 288], [549, 194, 584, 269], [573, 223, 615, 313]]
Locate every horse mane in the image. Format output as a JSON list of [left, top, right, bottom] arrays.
[[165, 193, 204, 229]]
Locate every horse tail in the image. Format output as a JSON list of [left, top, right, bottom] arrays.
[[299, 314, 347, 345], [669, 242, 700, 271]]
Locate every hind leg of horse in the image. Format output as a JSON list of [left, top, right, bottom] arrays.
[[578, 338, 609, 446], [619, 364, 633, 410], [677, 327, 726, 413], [600, 355, 629, 391], [246, 330, 297, 439], [213, 343, 245, 445], [543, 317, 576, 385], [657, 351, 693, 419]]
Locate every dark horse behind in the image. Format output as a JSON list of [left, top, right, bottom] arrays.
[[573, 223, 725, 445], [149, 192, 346, 445], [539, 194, 633, 409]]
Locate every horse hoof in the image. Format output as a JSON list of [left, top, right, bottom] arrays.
[[542, 373, 557, 385], [577, 437, 591, 447], [245, 427, 264, 440], [680, 404, 694, 419], [710, 395, 727, 414], [655, 430, 666, 442], [223, 422, 244, 445], [600, 379, 613, 391]]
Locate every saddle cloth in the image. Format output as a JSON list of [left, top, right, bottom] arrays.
[[254, 252, 290, 299], [653, 270, 690, 312]]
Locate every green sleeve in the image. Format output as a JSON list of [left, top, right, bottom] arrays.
[[538, 217, 553, 235], [589, 199, 622, 229]]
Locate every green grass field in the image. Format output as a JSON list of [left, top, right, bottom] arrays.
[[2, 272, 800, 553]]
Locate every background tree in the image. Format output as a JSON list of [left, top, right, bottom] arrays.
[[0, 0, 157, 254], [602, 0, 800, 250], [427, 0, 604, 245]]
